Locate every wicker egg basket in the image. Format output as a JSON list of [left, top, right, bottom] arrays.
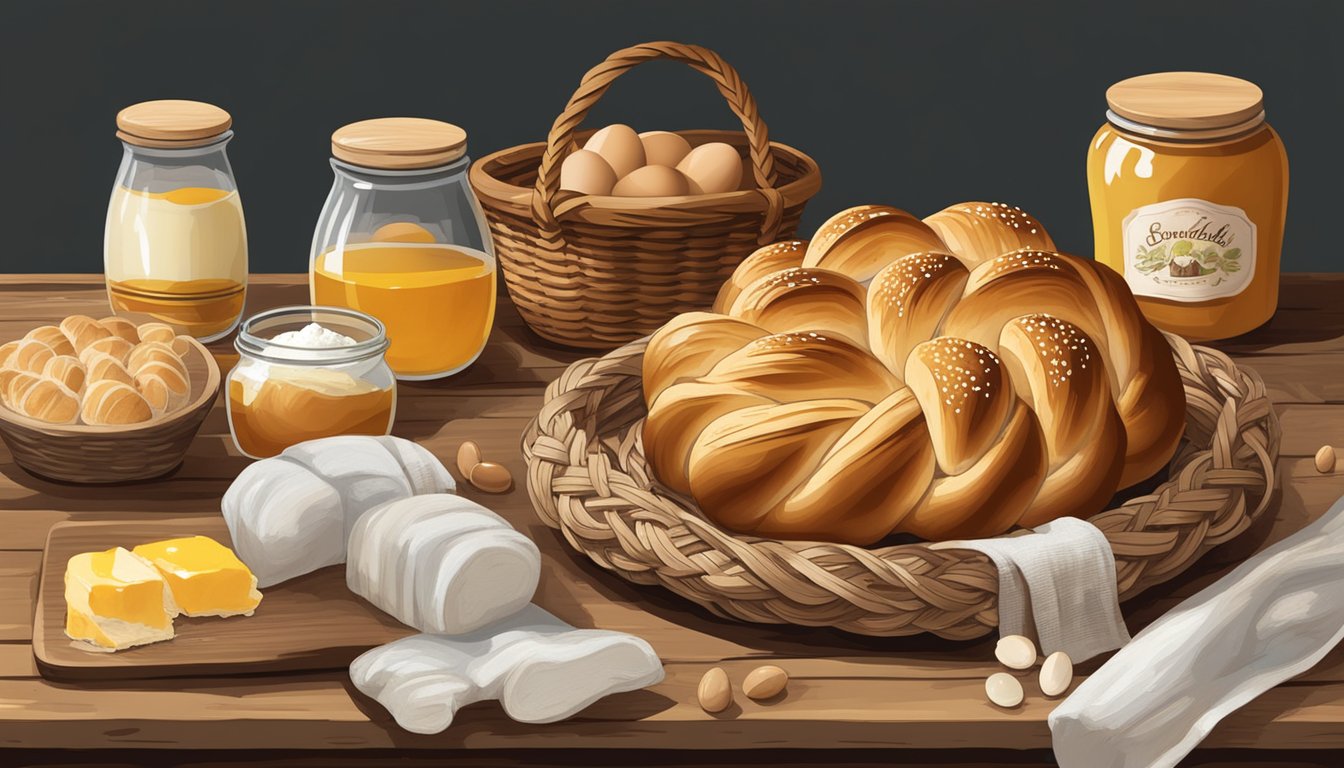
[[522, 333, 1280, 639], [469, 41, 823, 350]]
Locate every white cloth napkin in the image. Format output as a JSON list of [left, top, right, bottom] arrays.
[[934, 517, 1130, 662], [1050, 493, 1344, 768]]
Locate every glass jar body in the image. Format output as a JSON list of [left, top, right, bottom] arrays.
[[104, 135, 248, 342], [308, 157, 496, 380], [226, 306, 396, 459], [1087, 122, 1288, 341]]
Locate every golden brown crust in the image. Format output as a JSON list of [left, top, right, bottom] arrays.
[[642, 204, 1182, 544], [924, 201, 1056, 268], [729, 267, 868, 346], [802, 205, 947, 284], [713, 240, 807, 314]]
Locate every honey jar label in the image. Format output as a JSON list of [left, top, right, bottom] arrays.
[[1121, 198, 1256, 302]]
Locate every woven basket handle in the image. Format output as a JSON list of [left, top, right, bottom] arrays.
[[531, 41, 783, 248]]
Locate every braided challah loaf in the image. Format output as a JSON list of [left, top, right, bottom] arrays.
[[642, 203, 1186, 545]]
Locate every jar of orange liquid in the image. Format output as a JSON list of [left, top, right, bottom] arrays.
[[309, 118, 495, 380], [1087, 72, 1289, 341], [105, 100, 248, 342], [227, 306, 396, 459]]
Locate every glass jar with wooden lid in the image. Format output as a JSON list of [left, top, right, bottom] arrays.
[[309, 117, 495, 380], [105, 100, 248, 342], [1087, 72, 1289, 341]]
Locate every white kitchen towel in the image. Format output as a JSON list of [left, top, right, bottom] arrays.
[[933, 517, 1130, 662], [1050, 493, 1344, 768]]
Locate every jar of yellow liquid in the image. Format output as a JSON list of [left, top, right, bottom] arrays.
[[310, 118, 495, 380], [105, 100, 248, 342], [1087, 72, 1289, 341]]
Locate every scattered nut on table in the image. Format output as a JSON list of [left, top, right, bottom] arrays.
[[985, 671, 1024, 708], [469, 461, 513, 494], [697, 667, 733, 713], [1316, 445, 1337, 474], [742, 664, 788, 700], [1039, 651, 1074, 697], [456, 440, 483, 478], [994, 634, 1038, 670]]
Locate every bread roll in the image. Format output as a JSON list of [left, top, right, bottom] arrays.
[[137, 322, 177, 345], [24, 325, 74, 357], [79, 336, 133, 366], [58, 315, 112, 354], [135, 360, 190, 413], [84, 351, 135, 387], [12, 339, 55, 373], [642, 204, 1185, 543], [0, 369, 40, 407], [11, 376, 80, 424], [923, 201, 1056, 267], [0, 341, 17, 368], [98, 316, 141, 344], [81, 379, 154, 425], [42, 355, 86, 395], [127, 341, 187, 380]]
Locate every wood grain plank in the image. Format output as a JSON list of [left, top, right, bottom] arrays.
[[0, 551, 39, 641], [0, 662, 1343, 751], [0, 642, 37, 678]]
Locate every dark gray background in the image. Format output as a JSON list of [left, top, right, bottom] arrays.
[[2, 0, 1339, 273]]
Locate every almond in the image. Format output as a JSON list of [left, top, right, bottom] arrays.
[[456, 440, 483, 478], [469, 461, 513, 494], [1316, 445, 1337, 474], [985, 672, 1024, 708], [994, 634, 1037, 670], [742, 664, 788, 700], [697, 667, 732, 713], [1039, 651, 1074, 698]]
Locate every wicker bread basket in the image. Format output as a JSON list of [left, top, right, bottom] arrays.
[[470, 41, 822, 350], [523, 333, 1279, 639], [0, 337, 220, 484]]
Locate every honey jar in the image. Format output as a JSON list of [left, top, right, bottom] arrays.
[[105, 100, 248, 342], [227, 306, 396, 459], [309, 118, 496, 380], [1087, 72, 1289, 341]]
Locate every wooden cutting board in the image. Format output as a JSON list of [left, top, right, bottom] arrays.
[[33, 517, 414, 681]]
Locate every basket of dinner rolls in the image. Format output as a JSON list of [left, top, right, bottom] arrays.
[[470, 41, 821, 349], [523, 201, 1280, 639], [0, 315, 221, 483]]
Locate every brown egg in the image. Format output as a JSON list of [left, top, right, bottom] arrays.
[[583, 124, 646, 179], [559, 149, 618, 196], [677, 142, 744, 195], [639, 131, 692, 168], [611, 165, 691, 197]]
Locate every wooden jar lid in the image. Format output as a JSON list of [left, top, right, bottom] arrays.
[[116, 100, 232, 148], [1106, 72, 1264, 131], [331, 118, 468, 170]]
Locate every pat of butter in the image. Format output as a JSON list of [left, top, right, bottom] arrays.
[[65, 547, 176, 652], [132, 536, 262, 618]]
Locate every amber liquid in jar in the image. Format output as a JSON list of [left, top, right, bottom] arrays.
[[1088, 125, 1288, 340], [228, 373, 394, 459], [311, 243, 496, 378]]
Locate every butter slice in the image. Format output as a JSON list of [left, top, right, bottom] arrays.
[[65, 547, 176, 652], [132, 536, 262, 618]]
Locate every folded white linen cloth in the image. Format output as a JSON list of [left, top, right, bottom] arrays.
[[221, 435, 455, 587], [347, 494, 541, 635], [1050, 493, 1344, 768], [349, 604, 665, 734], [933, 517, 1130, 662]]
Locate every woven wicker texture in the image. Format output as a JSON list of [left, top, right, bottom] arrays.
[[0, 338, 220, 484], [469, 41, 822, 350], [523, 333, 1279, 639]]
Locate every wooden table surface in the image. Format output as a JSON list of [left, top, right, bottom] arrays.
[[2, 274, 1343, 767]]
